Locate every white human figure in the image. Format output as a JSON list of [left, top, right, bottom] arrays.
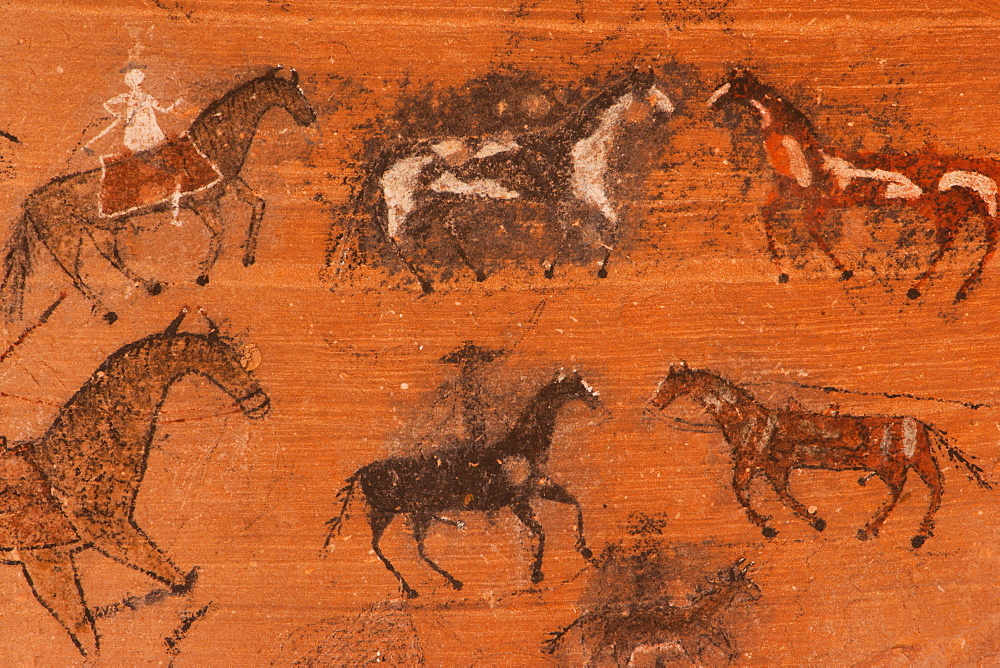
[[87, 68, 181, 153]]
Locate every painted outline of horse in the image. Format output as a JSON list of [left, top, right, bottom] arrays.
[[324, 370, 603, 598], [710, 68, 1000, 302], [340, 68, 674, 293], [545, 558, 759, 667], [0, 66, 316, 324], [0, 307, 270, 656], [649, 364, 991, 547]]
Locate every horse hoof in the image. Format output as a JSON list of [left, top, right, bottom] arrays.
[[814, 518, 826, 532], [955, 290, 968, 302], [451, 579, 464, 591], [911, 535, 927, 549], [762, 527, 778, 539], [172, 567, 200, 595], [243, 255, 256, 267], [777, 273, 789, 284], [858, 476, 868, 487], [403, 587, 419, 599], [597, 268, 608, 279], [196, 274, 210, 286], [531, 571, 544, 584], [580, 546, 593, 560], [475, 271, 486, 282], [104, 311, 118, 325], [856, 529, 869, 542], [840, 269, 854, 281], [544, 268, 554, 279], [907, 287, 921, 300], [147, 282, 163, 296], [419, 282, 433, 295]]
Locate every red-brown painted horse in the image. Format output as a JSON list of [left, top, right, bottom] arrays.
[[649, 364, 991, 548], [710, 69, 1000, 302]]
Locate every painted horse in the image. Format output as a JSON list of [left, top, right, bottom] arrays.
[[324, 370, 603, 598], [649, 364, 990, 547], [710, 68, 1000, 302], [344, 68, 674, 293], [0, 66, 316, 324], [0, 308, 270, 656]]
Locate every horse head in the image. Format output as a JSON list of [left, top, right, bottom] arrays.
[[707, 68, 766, 110], [554, 368, 604, 411], [648, 362, 693, 410], [164, 307, 271, 420], [265, 65, 317, 127], [720, 558, 761, 603]]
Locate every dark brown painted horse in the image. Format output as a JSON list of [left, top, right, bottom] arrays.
[[324, 370, 603, 598], [649, 364, 990, 547], [710, 69, 1000, 302], [0, 308, 269, 656], [337, 69, 674, 293], [0, 67, 316, 324]]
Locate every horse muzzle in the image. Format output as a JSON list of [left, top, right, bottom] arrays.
[[238, 389, 271, 419]]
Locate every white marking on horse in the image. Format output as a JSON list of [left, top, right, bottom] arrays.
[[381, 154, 435, 237], [429, 172, 520, 199], [474, 138, 520, 159], [580, 377, 599, 397], [820, 154, 923, 200], [782, 136, 813, 187], [939, 170, 998, 216], [430, 138, 467, 160], [570, 93, 634, 225], [756, 415, 778, 453], [707, 82, 730, 107], [881, 424, 893, 458], [647, 85, 675, 114], [902, 418, 917, 457], [750, 99, 773, 128]]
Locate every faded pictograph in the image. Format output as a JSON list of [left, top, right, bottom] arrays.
[[274, 601, 425, 665], [0, 66, 316, 324], [0, 308, 270, 656], [545, 521, 760, 667], [324, 369, 604, 598], [328, 66, 681, 292], [711, 68, 1000, 302], [648, 364, 992, 547], [85, 66, 183, 155]]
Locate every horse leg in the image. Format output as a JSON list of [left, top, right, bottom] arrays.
[[908, 221, 958, 300], [368, 509, 417, 598], [909, 453, 945, 549], [19, 547, 99, 657], [760, 185, 790, 282], [510, 501, 546, 584], [592, 205, 620, 279], [411, 513, 463, 590], [732, 463, 775, 537], [954, 220, 998, 302], [87, 228, 163, 295], [36, 228, 117, 324], [537, 480, 593, 561], [186, 199, 225, 286], [764, 466, 826, 532], [75, 515, 188, 590], [229, 177, 265, 267], [857, 467, 906, 541], [805, 201, 853, 280], [442, 214, 487, 282], [544, 201, 573, 279]]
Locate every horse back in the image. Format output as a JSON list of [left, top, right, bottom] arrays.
[[358, 447, 531, 513]]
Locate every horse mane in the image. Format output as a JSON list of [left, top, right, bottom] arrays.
[[539, 69, 654, 144], [188, 70, 275, 135], [688, 368, 756, 406]]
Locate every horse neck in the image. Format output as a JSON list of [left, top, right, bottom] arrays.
[[686, 373, 756, 427], [500, 382, 575, 462], [187, 78, 278, 176], [548, 77, 642, 145], [751, 90, 817, 145]]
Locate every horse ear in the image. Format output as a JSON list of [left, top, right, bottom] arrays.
[[680, 360, 689, 370], [164, 307, 189, 336], [290, 68, 299, 85], [266, 66, 282, 79], [198, 306, 221, 340]]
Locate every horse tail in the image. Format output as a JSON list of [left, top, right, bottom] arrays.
[[543, 614, 586, 655], [323, 471, 361, 548], [929, 426, 992, 490], [0, 211, 36, 322]]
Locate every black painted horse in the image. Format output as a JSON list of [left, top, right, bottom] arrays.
[[324, 370, 603, 598]]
